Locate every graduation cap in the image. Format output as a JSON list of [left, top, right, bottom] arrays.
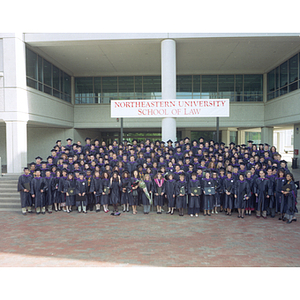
[[45, 169, 51, 173], [85, 137, 91, 142], [35, 156, 42, 160], [35, 168, 41, 172], [184, 137, 190, 140], [247, 140, 253, 143], [264, 143, 270, 147], [23, 167, 29, 171], [241, 144, 246, 147], [47, 156, 53, 160], [229, 142, 235, 145], [280, 160, 287, 164], [51, 149, 57, 152], [41, 161, 47, 165], [94, 139, 99, 142], [179, 172, 186, 176], [167, 139, 173, 143], [66, 138, 72, 142], [56, 140, 61, 143], [29, 162, 36, 166]]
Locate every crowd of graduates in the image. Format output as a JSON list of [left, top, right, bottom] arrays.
[[17, 136, 298, 223]]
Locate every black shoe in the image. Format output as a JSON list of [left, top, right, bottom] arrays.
[[208, 214, 211, 216], [166, 211, 170, 214], [22, 212, 26, 216], [292, 219, 297, 222], [271, 215, 275, 218], [287, 220, 292, 224], [241, 216, 244, 219], [238, 215, 241, 218], [96, 209, 100, 213], [123, 209, 126, 212], [278, 217, 282, 220], [42, 212, 45, 215], [171, 212, 174, 215], [83, 211, 87, 214], [282, 217, 287, 221], [127, 209, 130, 212]]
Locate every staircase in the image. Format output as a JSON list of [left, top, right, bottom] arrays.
[[0, 174, 21, 212]]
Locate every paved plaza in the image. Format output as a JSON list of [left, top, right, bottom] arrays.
[[1, 168, 299, 268]]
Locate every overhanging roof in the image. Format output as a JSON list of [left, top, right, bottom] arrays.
[[24, 33, 300, 77]]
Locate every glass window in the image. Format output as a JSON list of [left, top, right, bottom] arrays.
[[43, 59, 52, 87], [289, 54, 298, 83], [218, 75, 234, 101], [94, 77, 101, 103], [135, 76, 143, 99], [102, 77, 118, 103], [192, 75, 200, 98], [63, 72, 71, 96], [176, 75, 192, 99], [280, 61, 288, 88], [201, 75, 217, 98], [244, 74, 263, 101], [75, 77, 94, 104], [118, 76, 135, 100], [26, 48, 37, 80], [143, 76, 161, 99], [53, 66, 60, 91], [38, 56, 43, 83], [235, 75, 243, 102]]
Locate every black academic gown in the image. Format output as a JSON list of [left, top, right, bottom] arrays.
[[58, 176, 68, 203], [75, 179, 88, 206], [30, 176, 45, 208], [234, 180, 251, 209], [51, 176, 61, 204], [153, 178, 166, 207], [165, 179, 176, 208], [109, 179, 121, 205], [64, 179, 77, 206], [90, 177, 102, 204], [120, 177, 131, 205], [18, 174, 32, 208], [202, 178, 214, 210], [141, 180, 153, 206], [254, 177, 272, 212], [284, 181, 298, 216], [100, 178, 110, 205], [43, 176, 53, 206], [223, 177, 235, 210], [275, 177, 286, 214], [175, 180, 188, 209], [188, 179, 201, 209]]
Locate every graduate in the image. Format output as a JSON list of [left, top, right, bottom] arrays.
[[212, 171, 221, 214], [51, 170, 61, 212], [153, 171, 165, 214], [187, 172, 201, 217], [266, 167, 276, 217], [90, 170, 102, 212], [101, 171, 110, 213], [121, 170, 131, 212], [142, 173, 153, 214], [254, 170, 272, 219], [223, 171, 235, 216], [282, 173, 298, 224], [64, 172, 76, 213], [165, 173, 176, 215], [18, 167, 33, 215], [234, 174, 251, 218], [30, 169, 46, 214], [245, 170, 255, 215], [175, 173, 188, 216], [58, 169, 68, 212], [218, 167, 227, 212], [109, 171, 121, 215], [85, 169, 94, 211], [75, 172, 88, 213], [130, 170, 140, 215], [43, 169, 53, 213], [202, 171, 215, 216], [275, 169, 287, 220]]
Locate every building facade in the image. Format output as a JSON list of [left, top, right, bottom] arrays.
[[0, 33, 300, 173]]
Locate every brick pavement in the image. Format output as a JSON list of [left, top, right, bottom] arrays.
[[1, 167, 299, 267], [0, 204, 300, 267]]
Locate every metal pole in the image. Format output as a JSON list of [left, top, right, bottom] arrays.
[[120, 118, 123, 143], [216, 117, 219, 143]]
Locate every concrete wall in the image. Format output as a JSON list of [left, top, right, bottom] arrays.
[[27, 88, 74, 127], [27, 127, 75, 163], [294, 123, 300, 167], [265, 89, 300, 126], [74, 102, 265, 129], [0, 123, 6, 165]]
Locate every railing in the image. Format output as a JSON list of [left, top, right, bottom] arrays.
[[0, 157, 2, 176]]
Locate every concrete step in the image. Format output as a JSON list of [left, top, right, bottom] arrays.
[[0, 187, 18, 192], [0, 207, 21, 212], [0, 193, 21, 198], [0, 202, 21, 208], [0, 197, 20, 203]]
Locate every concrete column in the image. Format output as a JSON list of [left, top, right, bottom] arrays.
[[221, 130, 230, 145], [237, 130, 245, 145], [263, 73, 267, 103], [161, 39, 176, 145], [294, 123, 300, 167], [6, 120, 27, 174], [71, 76, 75, 105], [261, 126, 273, 146]]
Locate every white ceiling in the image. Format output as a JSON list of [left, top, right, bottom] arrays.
[[24, 33, 300, 77]]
